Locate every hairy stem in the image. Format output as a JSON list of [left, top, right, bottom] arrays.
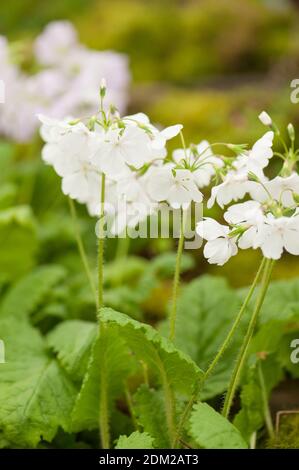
[[68, 198, 98, 308], [99, 324, 110, 449], [173, 256, 266, 447], [202, 257, 267, 383], [98, 173, 106, 311], [97, 172, 110, 448], [258, 360, 275, 439], [160, 365, 176, 447], [169, 209, 185, 341], [222, 258, 274, 418]]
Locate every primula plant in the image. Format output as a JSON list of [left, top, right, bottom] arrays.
[[1, 82, 299, 450]]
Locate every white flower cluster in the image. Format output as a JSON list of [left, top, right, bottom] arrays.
[[0, 21, 130, 142], [39, 89, 225, 235], [197, 113, 299, 265]]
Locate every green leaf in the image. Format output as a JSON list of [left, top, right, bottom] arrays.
[[47, 320, 97, 382], [0, 206, 38, 281], [0, 183, 17, 209], [104, 286, 143, 319], [242, 277, 299, 326], [100, 308, 204, 396], [115, 431, 154, 449], [189, 403, 247, 449], [0, 265, 66, 319], [133, 385, 169, 448], [0, 316, 77, 447], [161, 275, 245, 399], [71, 320, 135, 432]]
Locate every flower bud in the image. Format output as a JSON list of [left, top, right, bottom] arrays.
[[287, 123, 295, 142], [247, 171, 260, 183], [226, 143, 247, 154], [100, 78, 107, 98], [258, 111, 272, 126]]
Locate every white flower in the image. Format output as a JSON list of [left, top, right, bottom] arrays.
[[92, 125, 156, 178], [207, 132, 274, 208], [92, 116, 182, 179], [0, 22, 130, 142], [173, 140, 223, 188], [259, 111, 272, 127], [208, 172, 250, 208], [40, 117, 101, 203], [196, 218, 238, 265], [255, 214, 299, 259], [224, 200, 264, 225], [247, 131, 274, 168], [147, 166, 203, 209], [235, 131, 274, 173], [38, 114, 75, 143], [267, 173, 299, 208], [123, 113, 182, 156], [103, 173, 155, 235], [224, 201, 264, 249]]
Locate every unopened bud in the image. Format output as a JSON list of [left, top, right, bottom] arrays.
[[227, 143, 247, 154], [247, 171, 260, 183], [287, 123, 295, 142], [100, 78, 107, 98], [259, 111, 272, 127]]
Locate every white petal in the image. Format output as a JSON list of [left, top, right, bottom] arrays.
[[196, 218, 229, 240]]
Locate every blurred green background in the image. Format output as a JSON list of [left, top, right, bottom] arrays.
[[1, 0, 299, 285]]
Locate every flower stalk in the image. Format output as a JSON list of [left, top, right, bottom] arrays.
[[258, 360, 275, 439], [169, 208, 185, 341], [98, 172, 106, 311], [173, 256, 266, 447], [96, 171, 110, 449], [222, 258, 275, 418]]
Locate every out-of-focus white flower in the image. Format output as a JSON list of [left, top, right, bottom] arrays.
[[196, 218, 238, 265], [34, 21, 78, 66], [258, 111, 272, 127], [0, 22, 131, 142], [173, 140, 223, 188], [255, 214, 299, 259], [147, 165, 203, 209]]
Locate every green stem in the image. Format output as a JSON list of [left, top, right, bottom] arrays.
[[160, 365, 176, 447], [169, 209, 185, 341], [99, 325, 110, 449], [124, 382, 140, 431], [202, 257, 267, 383], [172, 257, 266, 448], [258, 360, 275, 439], [98, 173, 106, 311], [115, 234, 130, 261], [113, 235, 130, 286], [68, 198, 98, 307], [222, 258, 274, 418], [97, 172, 110, 448]]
